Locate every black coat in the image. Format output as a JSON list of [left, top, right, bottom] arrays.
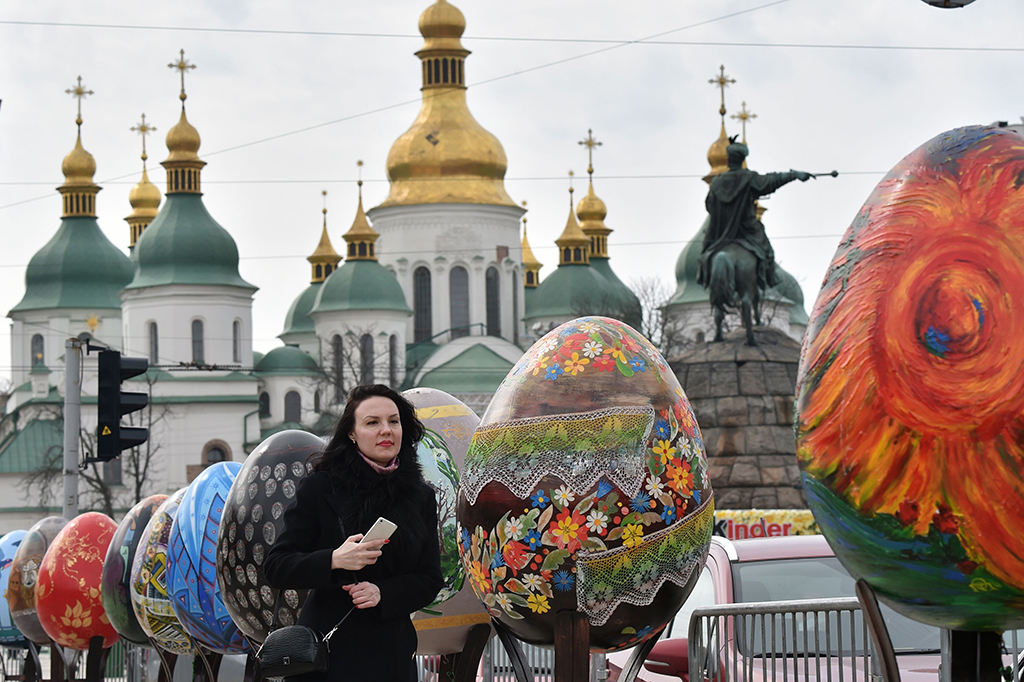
[[264, 449, 443, 682]]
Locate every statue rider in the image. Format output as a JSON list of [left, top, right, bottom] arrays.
[[697, 138, 811, 293]]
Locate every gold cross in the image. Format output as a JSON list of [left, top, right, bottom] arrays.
[[131, 113, 156, 162], [578, 129, 602, 176], [521, 199, 527, 226], [356, 159, 364, 192], [708, 64, 736, 119], [65, 75, 93, 129], [730, 101, 757, 144], [322, 189, 328, 217], [168, 49, 197, 102]]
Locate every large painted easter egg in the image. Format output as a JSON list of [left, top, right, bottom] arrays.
[[36, 512, 120, 649], [131, 488, 194, 654], [457, 317, 713, 652], [102, 495, 167, 646], [0, 530, 28, 644], [217, 430, 319, 643], [796, 126, 1024, 631], [169, 462, 247, 654], [8, 516, 67, 644], [404, 388, 489, 655]]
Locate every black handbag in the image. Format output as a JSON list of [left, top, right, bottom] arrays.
[[254, 608, 352, 679]]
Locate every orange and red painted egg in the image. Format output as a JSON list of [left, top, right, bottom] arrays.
[[457, 317, 713, 652], [796, 126, 1024, 631], [36, 512, 120, 649]]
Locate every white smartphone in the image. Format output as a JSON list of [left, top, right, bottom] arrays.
[[359, 517, 398, 544]]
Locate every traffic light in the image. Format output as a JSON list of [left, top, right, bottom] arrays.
[[96, 349, 149, 462]]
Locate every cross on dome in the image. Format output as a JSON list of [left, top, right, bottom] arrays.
[[578, 129, 602, 177], [168, 49, 197, 104], [131, 113, 156, 163], [731, 101, 757, 144], [65, 75, 93, 129], [709, 65, 736, 121]]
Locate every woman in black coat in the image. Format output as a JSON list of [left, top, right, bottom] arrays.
[[264, 384, 444, 682]]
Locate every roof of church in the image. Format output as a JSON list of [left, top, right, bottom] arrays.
[[417, 342, 513, 393], [254, 345, 322, 376], [126, 193, 256, 290], [310, 259, 412, 315], [0, 418, 62, 474], [280, 282, 321, 339], [525, 262, 617, 321], [589, 258, 642, 329], [10, 216, 134, 313]]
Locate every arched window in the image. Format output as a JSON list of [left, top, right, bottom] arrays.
[[202, 440, 231, 466], [574, 247, 583, 262], [485, 267, 501, 337], [284, 391, 301, 423], [30, 334, 44, 366], [232, 320, 242, 363], [314, 390, 321, 413], [442, 58, 449, 83], [332, 334, 344, 403], [259, 391, 270, 418], [360, 334, 374, 384], [450, 266, 470, 339], [315, 264, 322, 279], [191, 320, 204, 365], [413, 267, 432, 343], [511, 270, 520, 346], [148, 323, 159, 364], [433, 59, 440, 84], [389, 335, 398, 387]]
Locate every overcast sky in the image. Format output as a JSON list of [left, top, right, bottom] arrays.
[[1, 0, 1021, 382]]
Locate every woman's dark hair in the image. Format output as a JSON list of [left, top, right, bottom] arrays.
[[313, 384, 424, 473]]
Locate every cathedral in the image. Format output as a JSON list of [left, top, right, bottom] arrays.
[[0, 0, 805, 527]]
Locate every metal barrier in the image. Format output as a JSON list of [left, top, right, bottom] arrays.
[[688, 598, 877, 682]]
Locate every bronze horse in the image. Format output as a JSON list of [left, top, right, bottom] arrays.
[[708, 242, 761, 346]]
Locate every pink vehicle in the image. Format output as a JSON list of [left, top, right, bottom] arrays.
[[606, 535, 941, 682]]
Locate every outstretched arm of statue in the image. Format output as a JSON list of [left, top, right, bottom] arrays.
[[752, 170, 809, 197]]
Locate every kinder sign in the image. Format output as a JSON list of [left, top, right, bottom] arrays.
[[713, 509, 819, 540]]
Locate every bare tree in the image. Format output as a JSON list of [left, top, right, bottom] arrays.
[[629, 276, 674, 349], [24, 375, 171, 515], [322, 324, 403, 404]]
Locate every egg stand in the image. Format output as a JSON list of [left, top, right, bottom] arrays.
[[146, 643, 176, 682], [491, 614, 661, 682], [431, 622, 491, 682]]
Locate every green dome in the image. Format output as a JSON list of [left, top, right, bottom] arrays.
[[669, 217, 710, 306], [766, 266, 809, 326], [10, 216, 133, 313], [525, 264, 617, 321], [280, 282, 321, 338], [254, 345, 321, 375], [126, 194, 255, 290], [310, 259, 411, 314], [590, 258, 642, 329], [253, 351, 265, 366]]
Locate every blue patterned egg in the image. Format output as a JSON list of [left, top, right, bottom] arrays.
[[0, 530, 27, 644], [131, 488, 194, 655], [168, 462, 247, 654]]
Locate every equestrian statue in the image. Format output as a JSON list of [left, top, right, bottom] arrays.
[[697, 137, 825, 346]]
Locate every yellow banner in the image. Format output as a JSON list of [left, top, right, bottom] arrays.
[[713, 509, 819, 539]]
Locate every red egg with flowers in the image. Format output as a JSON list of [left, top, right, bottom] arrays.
[[35, 512, 120, 649], [457, 317, 713, 651]]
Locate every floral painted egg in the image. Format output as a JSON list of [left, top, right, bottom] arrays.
[[8, 516, 67, 644], [403, 388, 488, 655], [457, 316, 713, 652], [797, 126, 1024, 631], [169, 462, 247, 654], [217, 430, 319, 643], [101, 495, 167, 647], [0, 530, 28, 644], [131, 488, 194, 655], [36, 512, 120, 649]]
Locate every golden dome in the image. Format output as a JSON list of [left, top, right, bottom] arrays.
[[165, 108, 201, 162], [556, 191, 588, 247], [576, 180, 608, 225], [419, 0, 465, 41], [376, 0, 516, 209], [521, 223, 541, 269], [61, 134, 97, 186], [705, 123, 729, 182], [128, 167, 161, 213], [344, 183, 381, 260]]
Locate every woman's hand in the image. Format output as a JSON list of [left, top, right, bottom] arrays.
[[331, 534, 387, 571], [343, 581, 381, 609]]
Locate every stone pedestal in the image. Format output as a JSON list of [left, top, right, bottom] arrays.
[[670, 327, 806, 509]]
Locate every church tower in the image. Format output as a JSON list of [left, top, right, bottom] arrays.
[[8, 77, 133, 396], [125, 114, 161, 249], [367, 0, 526, 349]]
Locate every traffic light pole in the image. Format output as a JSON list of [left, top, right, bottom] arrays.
[[63, 338, 82, 519]]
